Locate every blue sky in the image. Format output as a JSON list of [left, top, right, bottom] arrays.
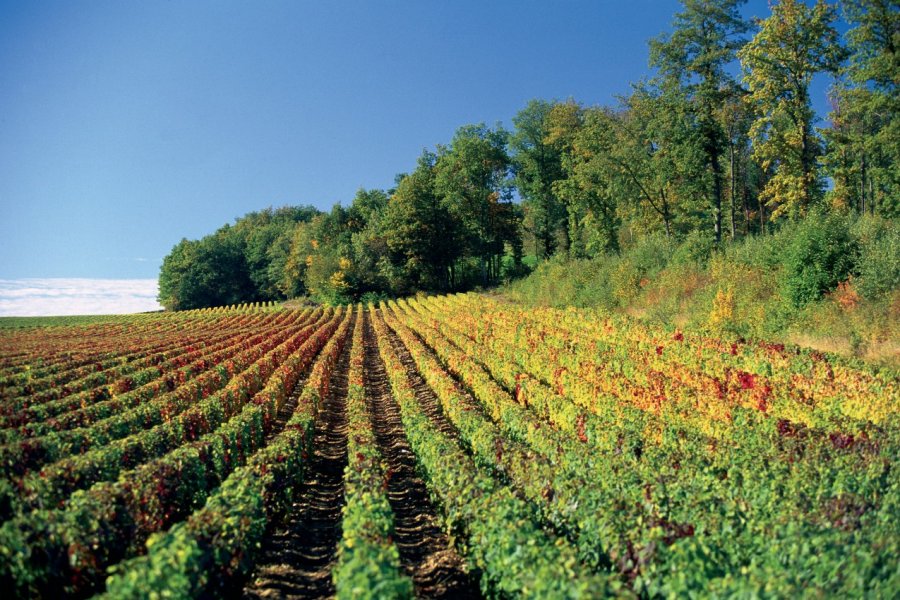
[[1, 0, 841, 284]]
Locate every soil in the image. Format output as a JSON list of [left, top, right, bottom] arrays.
[[363, 311, 480, 598], [242, 323, 353, 600]]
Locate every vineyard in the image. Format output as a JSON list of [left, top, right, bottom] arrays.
[[0, 295, 896, 598]]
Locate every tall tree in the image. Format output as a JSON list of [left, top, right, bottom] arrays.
[[345, 188, 392, 295], [553, 106, 623, 256], [650, 0, 751, 243], [719, 89, 760, 237], [383, 151, 463, 292], [738, 0, 846, 220], [510, 100, 568, 259], [235, 206, 318, 299], [157, 226, 254, 310], [616, 84, 707, 239], [544, 100, 586, 254], [280, 221, 315, 299], [158, 238, 199, 310], [434, 124, 519, 284], [824, 0, 899, 215]]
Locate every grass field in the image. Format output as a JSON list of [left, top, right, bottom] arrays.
[[0, 295, 896, 598]]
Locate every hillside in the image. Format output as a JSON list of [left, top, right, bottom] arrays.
[[506, 211, 900, 367], [0, 296, 896, 597]]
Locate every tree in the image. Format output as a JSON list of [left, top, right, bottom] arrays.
[[158, 238, 198, 310], [553, 106, 622, 256], [719, 89, 762, 236], [383, 151, 463, 292], [235, 206, 318, 300], [650, 0, 751, 243], [157, 226, 254, 310], [544, 100, 586, 254], [823, 0, 899, 215], [345, 188, 391, 295], [510, 100, 568, 259], [738, 0, 846, 220], [434, 124, 519, 284], [280, 221, 314, 299]]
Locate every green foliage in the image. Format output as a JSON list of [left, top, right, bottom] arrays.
[[237, 206, 320, 299], [511, 99, 568, 259], [382, 152, 462, 293], [507, 213, 898, 358], [372, 307, 614, 597], [154, 0, 896, 326], [393, 294, 900, 596], [305, 244, 352, 305], [160, 140, 524, 308], [739, 0, 847, 219], [159, 207, 317, 310], [670, 229, 717, 266], [552, 104, 622, 256], [0, 311, 341, 597], [853, 214, 900, 298], [824, 0, 900, 216], [782, 209, 859, 307], [622, 84, 709, 237], [102, 310, 352, 599], [434, 123, 521, 285], [650, 0, 751, 242], [334, 308, 412, 599]]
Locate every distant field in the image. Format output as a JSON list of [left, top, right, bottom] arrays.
[[0, 314, 150, 329], [0, 295, 896, 598]]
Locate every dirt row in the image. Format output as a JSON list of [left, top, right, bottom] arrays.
[[243, 322, 352, 599], [239, 311, 478, 599], [362, 311, 477, 598]]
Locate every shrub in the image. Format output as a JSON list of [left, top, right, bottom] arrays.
[[724, 229, 789, 271], [707, 287, 736, 333], [359, 291, 390, 305], [781, 210, 859, 307], [853, 215, 900, 300], [610, 233, 672, 307], [671, 229, 717, 267]]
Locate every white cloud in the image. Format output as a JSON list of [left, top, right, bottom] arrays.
[[0, 279, 162, 317]]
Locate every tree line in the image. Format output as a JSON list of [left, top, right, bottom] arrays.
[[159, 0, 898, 310]]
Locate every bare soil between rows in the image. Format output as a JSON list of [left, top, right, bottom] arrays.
[[238, 310, 481, 599], [242, 322, 353, 600], [363, 311, 479, 599]]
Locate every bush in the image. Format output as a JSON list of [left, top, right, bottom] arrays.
[[853, 215, 900, 300], [360, 291, 390, 305], [505, 213, 898, 364], [781, 210, 859, 307], [671, 230, 716, 267], [724, 229, 789, 271], [609, 233, 673, 307]]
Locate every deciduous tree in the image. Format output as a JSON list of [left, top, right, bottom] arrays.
[[739, 0, 846, 219], [650, 0, 751, 243]]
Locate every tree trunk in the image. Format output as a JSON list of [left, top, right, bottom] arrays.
[[860, 153, 867, 214], [759, 193, 766, 235], [662, 191, 672, 239], [730, 144, 737, 240], [869, 178, 875, 215], [742, 181, 751, 236], [799, 120, 812, 210], [711, 145, 723, 244]]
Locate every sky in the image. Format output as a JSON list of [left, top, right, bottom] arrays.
[[0, 0, 843, 314]]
